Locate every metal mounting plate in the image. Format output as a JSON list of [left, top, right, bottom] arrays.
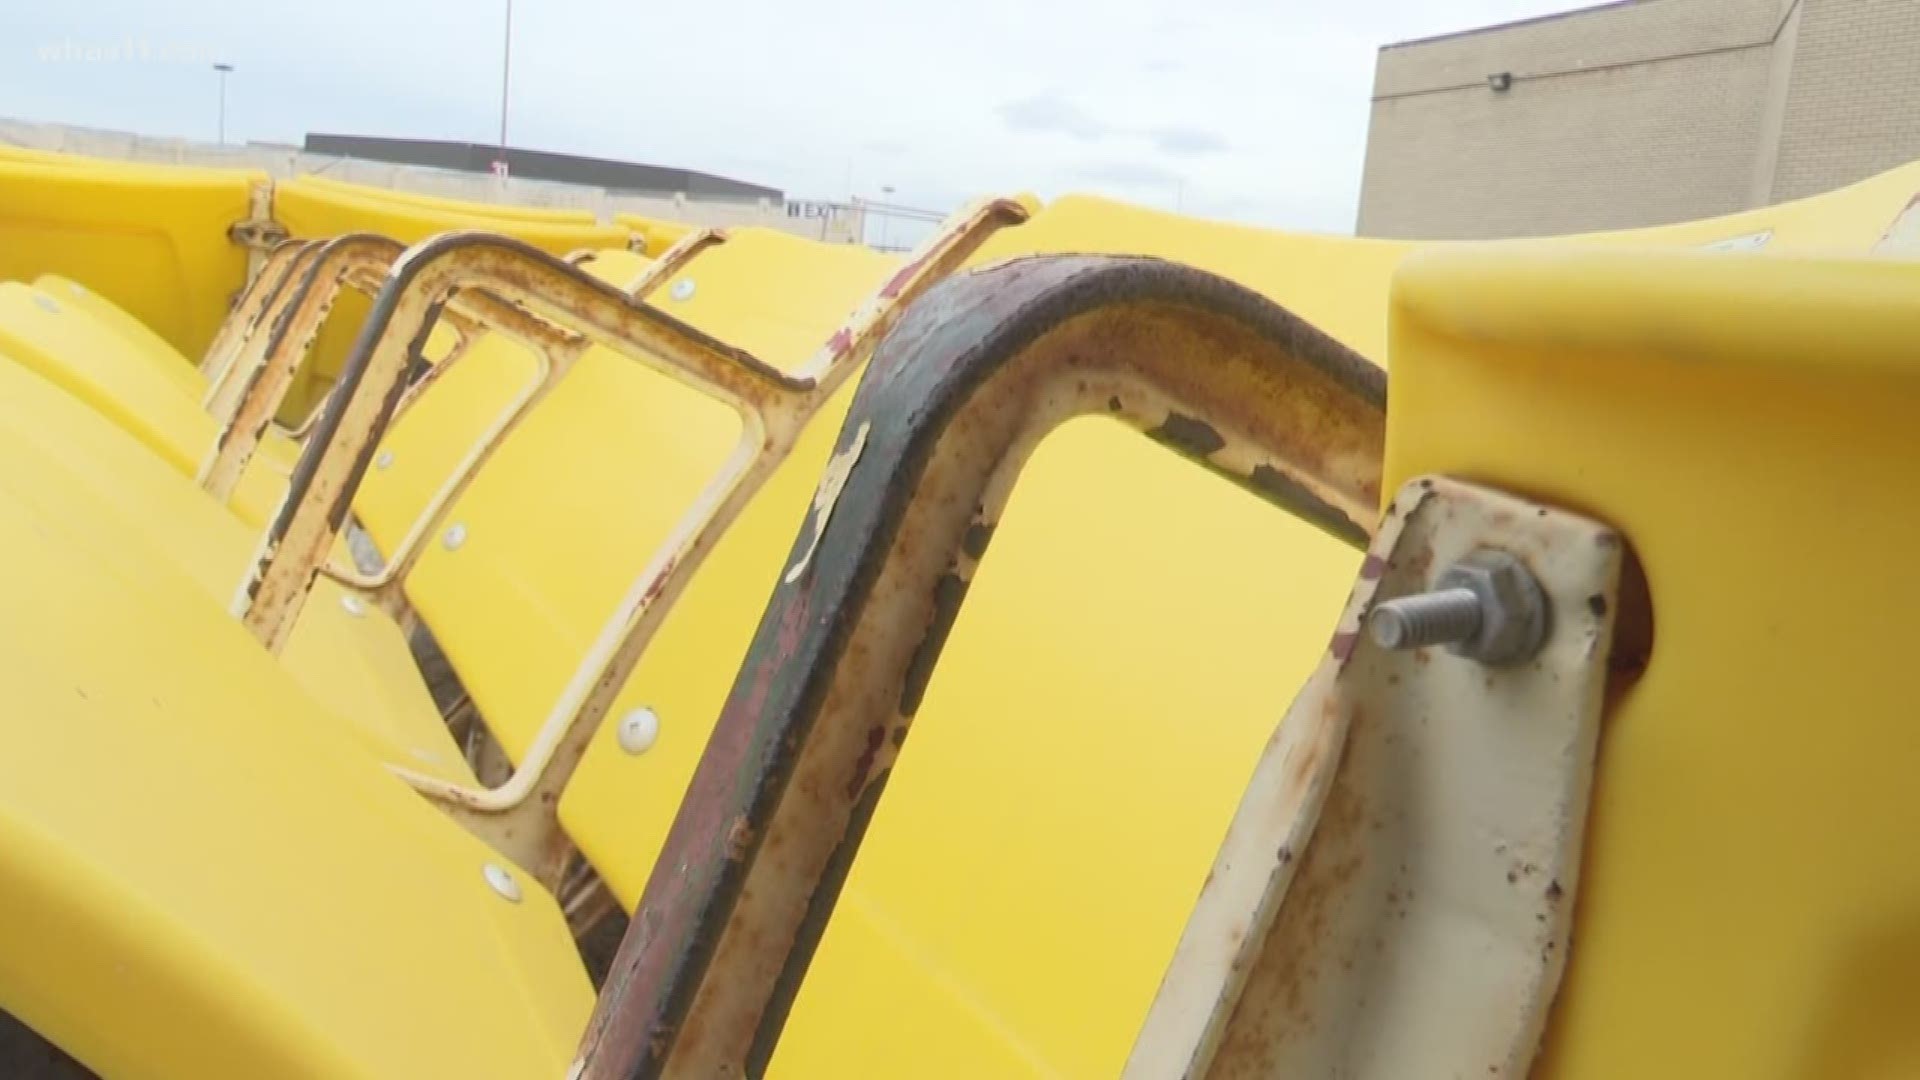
[[1128, 474, 1624, 1078]]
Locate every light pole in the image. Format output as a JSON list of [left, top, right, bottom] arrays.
[[495, 0, 513, 179], [213, 63, 234, 145], [877, 185, 895, 250]]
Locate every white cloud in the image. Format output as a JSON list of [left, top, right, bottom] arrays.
[[0, 0, 1596, 232]]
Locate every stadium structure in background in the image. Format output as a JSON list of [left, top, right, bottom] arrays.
[[1357, 0, 1920, 239]]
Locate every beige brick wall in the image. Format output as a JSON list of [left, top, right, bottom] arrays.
[[1370, 0, 1781, 98], [1353, 0, 1920, 239], [1769, 0, 1920, 201], [1359, 0, 1786, 238]]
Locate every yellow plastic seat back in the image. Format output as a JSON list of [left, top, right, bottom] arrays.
[[348, 248, 652, 557], [31, 273, 201, 393], [0, 335, 469, 785], [0, 284, 286, 526], [0, 157, 256, 358]]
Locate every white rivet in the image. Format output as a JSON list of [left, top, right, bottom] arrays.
[[374, 450, 394, 470], [67, 282, 86, 297], [669, 278, 696, 302], [33, 294, 59, 314], [617, 707, 660, 754], [482, 863, 522, 903], [339, 594, 366, 617], [442, 523, 467, 550]]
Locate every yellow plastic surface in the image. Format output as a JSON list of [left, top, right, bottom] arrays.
[[1387, 245, 1920, 1079], [613, 212, 694, 256], [0, 283, 287, 526], [292, 173, 602, 226], [0, 158, 256, 358], [0, 464, 589, 1076], [0, 344, 471, 786], [31, 273, 201, 390]]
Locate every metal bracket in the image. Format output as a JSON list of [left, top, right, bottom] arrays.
[[227, 215, 291, 253], [1127, 474, 1622, 1078], [571, 254, 1388, 1078], [227, 178, 290, 285]]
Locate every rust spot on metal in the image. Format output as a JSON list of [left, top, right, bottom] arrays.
[[960, 521, 995, 561], [1149, 411, 1227, 457], [899, 573, 968, 718], [1246, 464, 1367, 546], [724, 817, 755, 862], [1586, 594, 1607, 617], [1107, 395, 1122, 412]]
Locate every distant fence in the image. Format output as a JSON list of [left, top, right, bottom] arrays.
[[0, 117, 941, 246]]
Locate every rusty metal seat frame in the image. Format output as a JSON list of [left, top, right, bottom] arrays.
[[565, 254, 1635, 1079], [198, 230, 714, 587], [319, 228, 726, 601], [226, 201, 1029, 887], [571, 254, 1388, 1075]]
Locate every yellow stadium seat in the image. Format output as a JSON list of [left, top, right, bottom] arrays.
[[0, 338, 469, 785], [0, 283, 291, 526], [0, 452, 588, 1077]]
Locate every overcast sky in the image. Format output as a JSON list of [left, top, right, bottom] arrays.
[[4, 0, 1588, 232]]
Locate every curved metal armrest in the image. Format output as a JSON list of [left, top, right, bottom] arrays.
[[574, 255, 1388, 1077]]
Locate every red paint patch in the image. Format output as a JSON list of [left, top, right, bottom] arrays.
[[1330, 629, 1359, 661], [845, 724, 885, 799], [1359, 554, 1387, 580], [879, 249, 935, 299]]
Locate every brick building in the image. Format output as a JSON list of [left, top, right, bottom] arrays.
[[1356, 0, 1920, 239]]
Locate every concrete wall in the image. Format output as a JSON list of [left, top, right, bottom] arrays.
[[1358, 0, 1920, 240], [0, 117, 866, 244]]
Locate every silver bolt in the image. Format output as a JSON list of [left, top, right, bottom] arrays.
[[1368, 587, 1481, 650], [374, 450, 394, 470], [1366, 549, 1549, 665], [669, 278, 696, 302], [482, 863, 522, 903], [442, 523, 468, 550], [617, 706, 661, 755], [339, 594, 366, 617]]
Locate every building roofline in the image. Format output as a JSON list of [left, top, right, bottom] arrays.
[[1382, 0, 1639, 50]]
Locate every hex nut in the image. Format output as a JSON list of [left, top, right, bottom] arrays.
[[1435, 549, 1549, 665]]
